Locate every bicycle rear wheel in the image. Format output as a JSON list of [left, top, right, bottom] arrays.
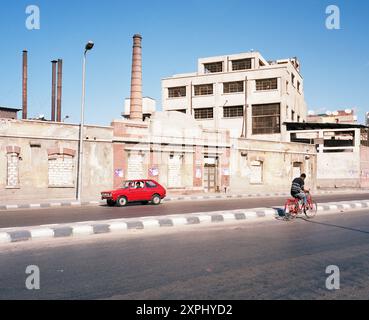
[[305, 201, 317, 219], [284, 202, 298, 220]]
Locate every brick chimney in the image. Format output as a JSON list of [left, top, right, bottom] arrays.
[[129, 34, 143, 121]]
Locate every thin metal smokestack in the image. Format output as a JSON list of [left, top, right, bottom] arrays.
[[129, 34, 143, 121], [56, 59, 63, 122], [51, 60, 57, 121], [22, 50, 28, 120]]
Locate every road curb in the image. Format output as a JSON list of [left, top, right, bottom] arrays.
[[1, 190, 366, 211], [1, 199, 369, 244]]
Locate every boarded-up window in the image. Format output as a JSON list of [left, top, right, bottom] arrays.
[[48, 155, 74, 187], [250, 160, 263, 184], [7, 153, 19, 187], [127, 154, 145, 180], [167, 155, 183, 188], [292, 162, 302, 179], [252, 103, 281, 134]]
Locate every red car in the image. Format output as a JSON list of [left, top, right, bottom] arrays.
[[101, 179, 166, 207]]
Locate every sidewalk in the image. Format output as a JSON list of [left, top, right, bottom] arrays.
[[1, 189, 368, 211]]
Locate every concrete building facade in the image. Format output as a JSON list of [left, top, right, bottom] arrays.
[[0, 118, 113, 201], [162, 52, 307, 142], [286, 122, 369, 189]]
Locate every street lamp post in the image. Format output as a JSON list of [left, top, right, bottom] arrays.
[[76, 41, 94, 201]]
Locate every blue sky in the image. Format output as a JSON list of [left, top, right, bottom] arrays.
[[0, 0, 368, 125]]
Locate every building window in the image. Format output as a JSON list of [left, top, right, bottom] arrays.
[[252, 103, 280, 134], [223, 81, 244, 93], [297, 81, 301, 92], [232, 58, 252, 71], [204, 62, 223, 73], [194, 108, 213, 119], [168, 86, 186, 98], [224, 106, 244, 118], [256, 78, 278, 91], [194, 84, 213, 96], [297, 115, 300, 122], [291, 110, 295, 121], [291, 73, 295, 86]]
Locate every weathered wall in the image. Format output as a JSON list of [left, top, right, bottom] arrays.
[[0, 119, 113, 201], [360, 146, 369, 188], [316, 152, 361, 188], [229, 138, 317, 193]]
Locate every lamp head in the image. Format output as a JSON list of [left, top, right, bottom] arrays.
[[85, 41, 94, 51]]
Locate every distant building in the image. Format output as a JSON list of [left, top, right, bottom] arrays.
[[122, 97, 156, 120], [162, 52, 307, 141], [0, 106, 21, 119], [308, 109, 357, 124]]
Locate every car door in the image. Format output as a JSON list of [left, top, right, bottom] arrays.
[[125, 181, 141, 202], [129, 181, 148, 201]]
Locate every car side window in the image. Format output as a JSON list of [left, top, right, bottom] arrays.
[[146, 181, 157, 188]]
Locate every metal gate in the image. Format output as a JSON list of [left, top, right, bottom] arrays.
[[204, 164, 216, 192]]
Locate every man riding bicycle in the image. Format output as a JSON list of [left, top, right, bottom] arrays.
[[290, 173, 309, 208]]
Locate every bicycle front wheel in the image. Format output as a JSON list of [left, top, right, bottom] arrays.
[[305, 201, 317, 219]]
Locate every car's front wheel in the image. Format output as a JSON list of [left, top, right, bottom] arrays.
[[151, 194, 161, 205], [107, 199, 116, 207], [116, 196, 128, 207]]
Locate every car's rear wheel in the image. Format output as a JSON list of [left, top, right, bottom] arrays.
[[116, 196, 128, 207], [107, 199, 116, 207], [151, 194, 161, 205]]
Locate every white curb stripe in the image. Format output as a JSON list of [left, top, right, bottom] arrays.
[[50, 203, 62, 207], [30, 228, 54, 239], [71, 201, 81, 206], [30, 204, 41, 208], [264, 209, 277, 216], [196, 215, 212, 223], [221, 213, 236, 221], [170, 217, 188, 226], [5, 205, 18, 209], [72, 225, 94, 235], [329, 205, 338, 210], [141, 219, 160, 228], [0, 232, 11, 243], [245, 212, 258, 219], [108, 222, 128, 232]]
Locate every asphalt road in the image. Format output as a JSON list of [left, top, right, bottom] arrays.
[[1, 209, 369, 299], [1, 193, 369, 229]]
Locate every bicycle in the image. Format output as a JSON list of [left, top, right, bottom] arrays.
[[283, 192, 318, 220]]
